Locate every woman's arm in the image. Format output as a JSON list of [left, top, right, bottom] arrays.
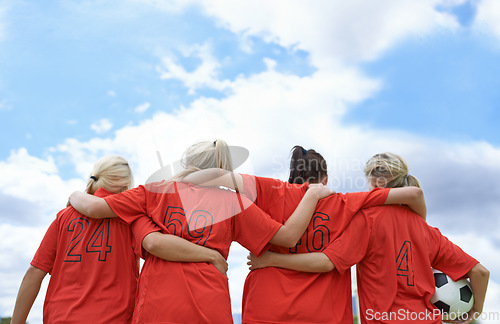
[[247, 251, 334, 272], [142, 232, 228, 276], [11, 266, 48, 324], [69, 191, 117, 219], [183, 168, 245, 193], [385, 187, 426, 220], [267, 184, 335, 248], [455, 263, 489, 324]]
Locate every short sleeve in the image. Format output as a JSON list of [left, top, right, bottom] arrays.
[[129, 216, 162, 259], [427, 227, 478, 281], [104, 186, 148, 224], [241, 174, 258, 202], [232, 196, 282, 256], [31, 217, 60, 274], [323, 211, 370, 274], [242, 175, 287, 212], [342, 188, 390, 215]]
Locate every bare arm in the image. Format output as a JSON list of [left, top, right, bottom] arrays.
[[385, 187, 426, 220], [69, 191, 117, 219], [248, 251, 334, 272], [142, 232, 228, 276], [183, 168, 245, 193], [268, 184, 335, 248], [11, 266, 48, 324], [456, 263, 490, 324]]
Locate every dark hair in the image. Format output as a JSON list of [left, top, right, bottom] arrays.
[[288, 146, 327, 184]]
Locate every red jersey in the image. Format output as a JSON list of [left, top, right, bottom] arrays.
[[241, 175, 390, 324], [31, 188, 157, 324], [104, 181, 282, 324], [324, 205, 479, 324]]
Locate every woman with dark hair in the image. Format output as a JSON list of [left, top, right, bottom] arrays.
[[288, 146, 328, 185]]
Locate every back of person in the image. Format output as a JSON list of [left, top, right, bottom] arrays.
[[241, 174, 389, 324], [352, 204, 478, 324], [355, 205, 438, 323], [34, 188, 139, 323], [107, 181, 282, 324]]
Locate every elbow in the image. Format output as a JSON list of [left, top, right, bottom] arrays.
[[142, 233, 160, 254], [283, 240, 298, 249], [410, 187, 424, 201], [281, 233, 300, 248], [273, 233, 299, 248], [473, 263, 490, 279], [319, 260, 335, 272]]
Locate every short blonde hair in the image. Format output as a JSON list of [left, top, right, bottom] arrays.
[[85, 155, 133, 194], [364, 152, 420, 188]]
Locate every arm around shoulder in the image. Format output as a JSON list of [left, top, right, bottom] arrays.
[[385, 186, 426, 220], [69, 191, 117, 219], [269, 184, 335, 248]]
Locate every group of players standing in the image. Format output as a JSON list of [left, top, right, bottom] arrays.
[[11, 139, 489, 323]]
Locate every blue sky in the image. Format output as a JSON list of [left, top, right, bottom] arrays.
[[346, 30, 500, 144], [1, 0, 500, 323], [0, 1, 315, 162]]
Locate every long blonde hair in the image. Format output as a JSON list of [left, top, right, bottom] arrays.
[[364, 152, 420, 189], [173, 139, 234, 181], [85, 155, 133, 194]]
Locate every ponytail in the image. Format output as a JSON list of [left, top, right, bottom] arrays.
[[85, 155, 133, 194], [364, 153, 421, 189]]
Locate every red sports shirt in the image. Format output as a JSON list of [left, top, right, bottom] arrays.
[[324, 205, 478, 324], [104, 181, 282, 324], [241, 175, 390, 324], [31, 188, 157, 324]]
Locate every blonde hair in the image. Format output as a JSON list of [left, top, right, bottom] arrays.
[[173, 139, 234, 181], [364, 152, 420, 189], [85, 155, 133, 194]]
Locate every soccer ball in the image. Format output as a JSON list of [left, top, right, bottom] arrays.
[[430, 269, 474, 321]]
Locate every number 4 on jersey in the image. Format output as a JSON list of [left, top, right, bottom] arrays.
[[396, 240, 415, 286], [86, 219, 112, 261]]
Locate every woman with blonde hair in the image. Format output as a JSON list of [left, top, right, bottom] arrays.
[[12, 155, 151, 323], [249, 152, 489, 324], [11, 155, 229, 324], [68, 139, 333, 323]]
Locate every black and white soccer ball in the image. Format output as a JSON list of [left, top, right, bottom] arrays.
[[430, 269, 474, 321]]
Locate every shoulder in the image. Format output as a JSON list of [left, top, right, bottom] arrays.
[[363, 204, 421, 221]]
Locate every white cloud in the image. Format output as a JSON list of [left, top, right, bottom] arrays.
[[90, 118, 113, 134], [157, 42, 232, 94], [0, 148, 85, 224], [134, 102, 151, 113], [0, 224, 48, 323], [107, 90, 116, 96], [475, 0, 500, 40], [192, 0, 459, 68]]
